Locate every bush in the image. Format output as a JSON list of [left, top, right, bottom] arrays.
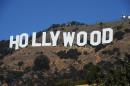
[[72, 28, 79, 32], [83, 51, 88, 55], [33, 55, 50, 71], [0, 40, 14, 59], [0, 61, 3, 66], [125, 53, 130, 58], [116, 25, 123, 30], [83, 63, 101, 84], [124, 28, 130, 33], [67, 49, 81, 59], [50, 24, 61, 28], [57, 50, 67, 59], [95, 44, 106, 52], [69, 21, 81, 26], [74, 80, 86, 85], [102, 48, 120, 56], [56, 79, 75, 86], [57, 49, 81, 60], [98, 22, 104, 27], [114, 31, 125, 40], [12, 71, 24, 78], [17, 61, 24, 70]]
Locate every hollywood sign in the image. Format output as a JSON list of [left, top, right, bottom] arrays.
[[9, 28, 113, 50]]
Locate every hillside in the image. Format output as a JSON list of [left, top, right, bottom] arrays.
[[3, 20, 130, 70], [0, 20, 130, 86]]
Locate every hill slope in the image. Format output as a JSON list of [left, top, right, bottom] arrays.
[[2, 20, 130, 71]]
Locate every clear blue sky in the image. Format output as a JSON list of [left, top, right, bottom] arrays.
[[0, 0, 130, 40]]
